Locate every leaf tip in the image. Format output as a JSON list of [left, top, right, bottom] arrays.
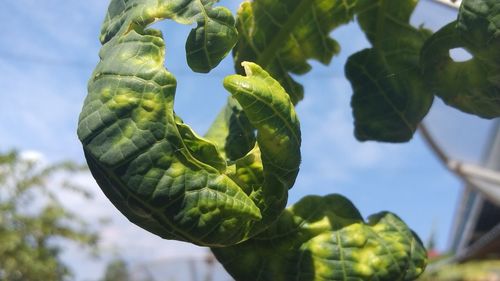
[[240, 61, 256, 76]]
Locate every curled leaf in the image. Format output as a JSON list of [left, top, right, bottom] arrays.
[[223, 62, 302, 234], [78, 0, 301, 246]]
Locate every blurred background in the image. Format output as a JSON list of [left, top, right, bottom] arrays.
[[0, 0, 499, 280]]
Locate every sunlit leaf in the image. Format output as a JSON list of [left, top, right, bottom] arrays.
[[213, 194, 427, 281], [421, 0, 500, 118]]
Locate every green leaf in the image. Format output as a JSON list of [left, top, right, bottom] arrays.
[[78, 0, 301, 246], [224, 62, 301, 179], [421, 0, 500, 118], [345, 0, 433, 142], [223, 62, 302, 235], [419, 260, 500, 280], [185, 5, 238, 73], [174, 115, 226, 172], [212, 194, 427, 281], [205, 0, 357, 169], [99, 0, 237, 73], [233, 0, 356, 104]]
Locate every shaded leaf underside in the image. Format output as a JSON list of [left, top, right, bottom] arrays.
[[345, 0, 433, 142], [421, 0, 500, 118]]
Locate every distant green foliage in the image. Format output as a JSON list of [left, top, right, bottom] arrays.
[[78, 0, 499, 280], [418, 260, 500, 281], [100, 258, 157, 281], [0, 151, 98, 281], [100, 258, 132, 281]]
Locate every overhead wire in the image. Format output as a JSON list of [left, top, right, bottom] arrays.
[[0, 50, 342, 78]]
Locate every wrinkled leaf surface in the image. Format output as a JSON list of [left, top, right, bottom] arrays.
[[213, 194, 427, 281]]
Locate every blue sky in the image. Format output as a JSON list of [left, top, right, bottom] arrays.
[[0, 0, 496, 280]]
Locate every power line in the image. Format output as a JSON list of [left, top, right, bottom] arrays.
[[0, 50, 342, 78]]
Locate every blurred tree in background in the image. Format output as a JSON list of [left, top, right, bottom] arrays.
[[100, 258, 131, 281], [418, 260, 500, 281], [100, 257, 158, 281], [0, 150, 99, 281]]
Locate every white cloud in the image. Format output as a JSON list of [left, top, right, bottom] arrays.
[[19, 149, 45, 162]]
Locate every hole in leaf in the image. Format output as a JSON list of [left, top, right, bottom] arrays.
[[449, 48, 473, 62]]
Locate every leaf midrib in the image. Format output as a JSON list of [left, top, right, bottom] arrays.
[[365, 0, 416, 132], [256, 0, 316, 68]]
